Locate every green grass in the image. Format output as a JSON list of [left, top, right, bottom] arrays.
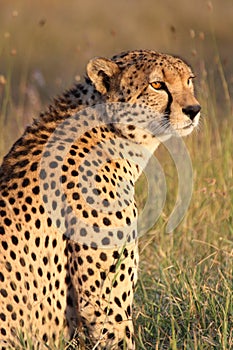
[[1, 2, 232, 349]]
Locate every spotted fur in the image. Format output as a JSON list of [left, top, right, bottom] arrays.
[[0, 50, 200, 349]]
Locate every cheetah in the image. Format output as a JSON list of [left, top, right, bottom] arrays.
[[0, 50, 201, 349]]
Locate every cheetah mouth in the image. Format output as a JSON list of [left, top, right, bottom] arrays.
[[183, 123, 195, 129], [174, 122, 198, 136], [175, 112, 200, 132]]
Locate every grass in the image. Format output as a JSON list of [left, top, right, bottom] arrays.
[[0, 1, 232, 349]]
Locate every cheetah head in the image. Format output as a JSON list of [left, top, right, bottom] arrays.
[[87, 49, 201, 137]]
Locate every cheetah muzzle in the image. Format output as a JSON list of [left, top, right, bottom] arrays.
[[0, 50, 200, 349]]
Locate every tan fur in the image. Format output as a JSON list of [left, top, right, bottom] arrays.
[[0, 50, 200, 349]]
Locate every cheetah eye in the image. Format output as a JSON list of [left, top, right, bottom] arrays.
[[187, 76, 195, 86], [150, 81, 163, 90]]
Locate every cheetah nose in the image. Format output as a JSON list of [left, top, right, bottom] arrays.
[[182, 104, 201, 121]]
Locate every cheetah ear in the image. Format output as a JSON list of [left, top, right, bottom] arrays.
[[87, 57, 120, 95]]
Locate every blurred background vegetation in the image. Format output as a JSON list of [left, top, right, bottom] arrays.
[[0, 1, 232, 349]]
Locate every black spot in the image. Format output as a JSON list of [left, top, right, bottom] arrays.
[[78, 257, 83, 265], [43, 257, 48, 265], [95, 280, 100, 288], [33, 149, 42, 156], [47, 218, 52, 227], [103, 217, 111, 226], [39, 205, 45, 214], [25, 197, 32, 205], [114, 297, 122, 307], [2, 241, 8, 251], [83, 147, 89, 153], [68, 158, 75, 165], [22, 178, 30, 187], [95, 175, 101, 182], [0, 289, 8, 297], [13, 208, 19, 215], [93, 188, 101, 196], [91, 209, 98, 218], [32, 186, 40, 195], [80, 228, 87, 237], [109, 191, 115, 199], [0, 210, 6, 217], [82, 274, 88, 282], [71, 170, 78, 176], [18, 170, 27, 178], [74, 243, 80, 252], [31, 253, 36, 261], [6, 304, 13, 312], [87, 196, 94, 204], [88, 268, 94, 276], [35, 219, 41, 229], [43, 194, 48, 204], [20, 257, 26, 267], [117, 231, 123, 240], [109, 265, 116, 273], [113, 280, 118, 288], [123, 248, 128, 258], [82, 210, 88, 218], [4, 218, 12, 226], [0, 272, 4, 282], [10, 251, 16, 260], [102, 237, 110, 245], [107, 332, 115, 340], [57, 300, 62, 309], [67, 181, 75, 189], [72, 192, 80, 200], [69, 149, 76, 156], [39, 169, 47, 180], [86, 170, 93, 177], [100, 252, 107, 261], [11, 235, 18, 245], [120, 274, 125, 282], [0, 313, 6, 321], [115, 314, 123, 322], [103, 174, 109, 183], [9, 197, 15, 205], [49, 161, 58, 169], [22, 204, 27, 212], [1, 328, 6, 336], [25, 231, 30, 240], [116, 211, 123, 219], [42, 334, 48, 342], [86, 255, 93, 263], [102, 198, 110, 207], [100, 272, 106, 280], [113, 251, 120, 259], [0, 200, 5, 208], [126, 305, 131, 316], [122, 292, 127, 301]]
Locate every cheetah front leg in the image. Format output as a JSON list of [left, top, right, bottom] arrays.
[[68, 240, 138, 349]]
